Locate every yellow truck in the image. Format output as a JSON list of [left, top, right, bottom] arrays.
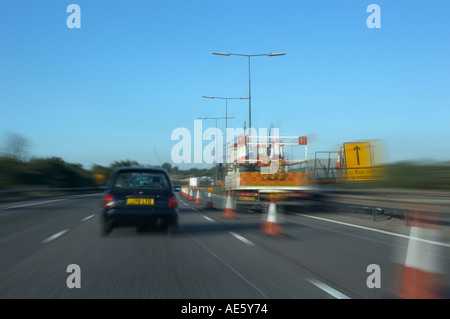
[[224, 133, 385, 213], [224, 134, 319, 213]]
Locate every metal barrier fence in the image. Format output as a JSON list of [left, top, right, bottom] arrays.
[[0, 187, 106, 202], [315, 188, 450, 227], [0, 187, 106, 194]]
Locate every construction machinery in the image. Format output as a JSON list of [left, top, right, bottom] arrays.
[[224, 132, 319, 213], [224, 132, 385, 213], [313, 140, 385, 184]]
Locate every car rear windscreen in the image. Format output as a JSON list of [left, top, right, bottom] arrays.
[[112, 171, 170, 190]]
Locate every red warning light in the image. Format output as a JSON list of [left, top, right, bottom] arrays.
[[299, 136, 307, 145]]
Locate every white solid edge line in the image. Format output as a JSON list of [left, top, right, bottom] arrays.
[[229, 231, 255, 246], [307, 278, 351, 299], [42, 229, 69, 244], [0, 193, 101, 211], [297, 213, 450, 248], [1, 199, 65, 211]]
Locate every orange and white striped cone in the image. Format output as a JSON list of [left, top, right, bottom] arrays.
[[393, 207, 447, 299], [195, 187, 202, 204], [336, 151, 341, 168], [206, 190, 214, 208], [261, 201, 283, 236], [189, 188, 193, 200], [222, 189, 236, 219]]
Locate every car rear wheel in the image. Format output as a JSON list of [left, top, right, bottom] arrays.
[[166, 216, 178, 235], [101, 222, 113, 237], [168, 222, 178, 235]]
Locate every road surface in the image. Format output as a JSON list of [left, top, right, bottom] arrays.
[[0, 191, 448, 300]]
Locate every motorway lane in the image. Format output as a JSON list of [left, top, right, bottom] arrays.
[[0, 193, 325, 298], [0, 191, 448, 298], [0, 194, 101, 279], [186, 194, 396, 299], [169, 191, 448, 298]]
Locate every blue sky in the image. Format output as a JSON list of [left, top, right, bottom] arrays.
[[0, 0, 449, 169]]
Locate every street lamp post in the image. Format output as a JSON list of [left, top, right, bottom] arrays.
[[212, 52, 285, 132], [197, 116, 235, 184], [201, 95, 249, 147]]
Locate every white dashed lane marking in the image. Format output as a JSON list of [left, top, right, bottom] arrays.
[[81, 214, 95, 222], [42, 229, 69, 244], [306, 278, 351, 299], [229, 231, 255, 246]]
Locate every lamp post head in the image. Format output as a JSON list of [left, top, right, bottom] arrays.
[[202, 95, 249, 100]]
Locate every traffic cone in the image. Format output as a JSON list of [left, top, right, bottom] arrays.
[[261, 201, 283, 236], [336, 151, 341, 168], [195, 187, 202, 204], [206, 189, 214, 208], [222, 189, 236, 219], [394, 207, 446, 299], [189, 188, 193, 200]]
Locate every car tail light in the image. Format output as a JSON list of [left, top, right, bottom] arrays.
[[102, 194, 114, 208], [168, 195, 177, 209]]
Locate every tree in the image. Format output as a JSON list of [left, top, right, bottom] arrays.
[[3, 132, 30, 161], [109, 160, 139, 170], [161, 162, 172, 172]]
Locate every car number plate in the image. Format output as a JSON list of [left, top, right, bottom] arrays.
[[238, 196, 256, 201], [126, 198, 154, 205]]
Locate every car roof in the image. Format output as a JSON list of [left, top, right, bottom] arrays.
[[113, 166, 169, 173]]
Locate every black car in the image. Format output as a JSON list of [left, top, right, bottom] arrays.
[[100, 166, 179, 236]]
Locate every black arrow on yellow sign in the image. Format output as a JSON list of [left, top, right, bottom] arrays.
[[354, 146, 361, 166]]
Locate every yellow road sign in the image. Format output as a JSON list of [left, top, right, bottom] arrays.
[[344, 142, 374, 181], [346, 168, 372, 181], [344, 142, 372, 169]]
